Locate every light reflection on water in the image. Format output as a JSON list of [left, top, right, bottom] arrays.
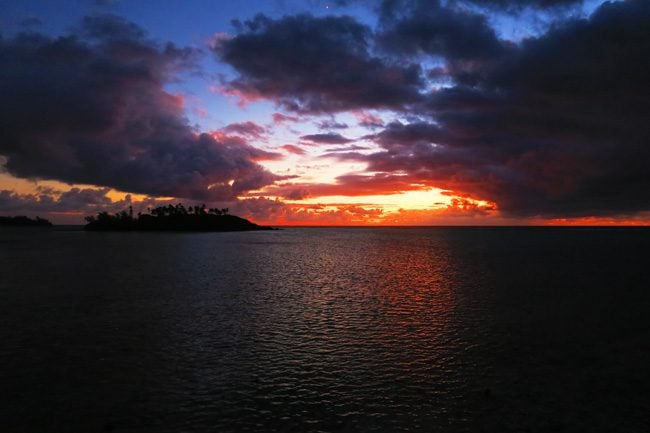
[[1, 227, 648, 432]]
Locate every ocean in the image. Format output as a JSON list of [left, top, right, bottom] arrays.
[[1, 227, 648, 432]]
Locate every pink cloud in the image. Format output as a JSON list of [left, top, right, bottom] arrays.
[[354, 111, 385, 128], [272, 112, 299, 125], [281, 144, 307, 155]]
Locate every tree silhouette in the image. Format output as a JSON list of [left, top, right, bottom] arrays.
[[83, 204, 271, 231]]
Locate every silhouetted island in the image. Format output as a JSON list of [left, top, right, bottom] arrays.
[[84, 204, 273, 231], [0, 216, 53, 227]]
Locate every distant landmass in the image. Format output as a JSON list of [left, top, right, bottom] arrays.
[[84, 204, 273, 231], [0, 216, 53, 227]]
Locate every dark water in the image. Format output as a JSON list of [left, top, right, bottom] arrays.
[[1, 227, 649, 432]]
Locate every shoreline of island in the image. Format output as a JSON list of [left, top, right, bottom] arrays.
[[82, 205, 274, 232]]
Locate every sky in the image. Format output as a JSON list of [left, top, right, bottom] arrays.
[[1, 0, 649, 225]]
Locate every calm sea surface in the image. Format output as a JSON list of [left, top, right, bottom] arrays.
[[1, 227, 648, 432]]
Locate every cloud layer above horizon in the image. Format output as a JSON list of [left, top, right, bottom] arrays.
[[1, 0, 649, 223], [0, 15, 280, 202]]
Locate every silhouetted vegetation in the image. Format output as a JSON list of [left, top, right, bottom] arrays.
[[84, 204, 272, 231], [0, 216, 53, 227]]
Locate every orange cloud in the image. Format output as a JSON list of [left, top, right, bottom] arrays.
[[234, 196, 500, 226], [261, 173, 438, 199]]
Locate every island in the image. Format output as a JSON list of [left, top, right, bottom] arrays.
[[0, 216, 53, 227], [84, 204, 273, 231]]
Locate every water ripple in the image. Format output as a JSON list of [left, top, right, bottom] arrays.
[[1, 227, 649, 432]]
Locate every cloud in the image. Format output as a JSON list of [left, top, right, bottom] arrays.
[[229, 196, 288, 222], [355, 111, 385, 128], [367, 121, 447, 149], [263, 172, 432, 199], [0, 188, 129, 217], [3, 2, 647, 223], [301, 133, 354, 145], [377, 0, 507, 61], [284, 188, 311, 200], [215, 13, 423, 113], [233, 198, 386, 225], [281, 144, 307, 155], [271, 112, 300, 124], [231, 194, 499, 226], [341, 0, 650, 217], [222, 121, 267, 138], [0, 15, 280, 202], [5, 186, 646, 226], [322, 145, 370, 153], [0, 187, 230, 224], [316, 119, 349, 130]]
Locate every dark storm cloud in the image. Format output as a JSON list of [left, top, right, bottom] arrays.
[[301, 133, 354, 144], [377, 0, 507, 61], [215, 13, 424, 113], [79, 14, 145, 40], [347, 0, 650, 217], [0, 15, 280, 201], [368, 121, 447, 148]]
